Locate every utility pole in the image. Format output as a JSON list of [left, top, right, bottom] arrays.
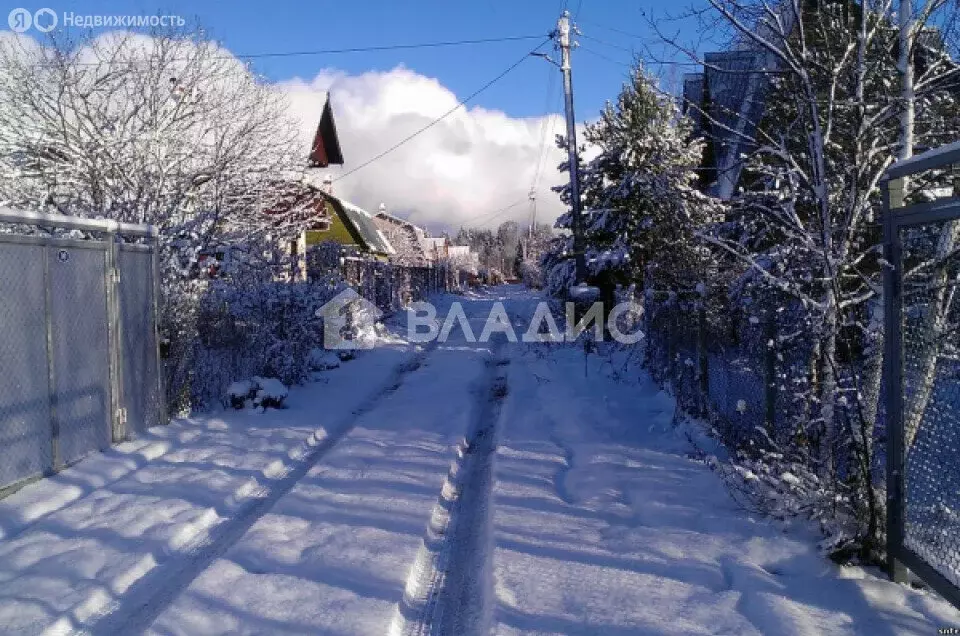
[[527, 187, 537, 239], [556, 10, 585, 284], [531, 10, 589, 290]]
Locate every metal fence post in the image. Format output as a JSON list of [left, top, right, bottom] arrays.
[[764, 305, 777, 435], [104, 231, 124, 442], [883, 176, 909, 584], [152, 235, 168, 425], [41, 243, 60, 470], [697, 293, 709, 416]]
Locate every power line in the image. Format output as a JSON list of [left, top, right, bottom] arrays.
[[462, 198, 529, 228], [23, 34, 548, 67], [333, 37, 551, 183], [232, 35, 547, 61], [579, 45, 633, 69], [580, 33, 635, 55], [577, 18, 646, 42]]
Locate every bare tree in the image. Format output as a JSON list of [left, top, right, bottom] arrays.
[[649, 0, 960, 555], [0, 27, 305, 262], [0, 26, 314, 410]]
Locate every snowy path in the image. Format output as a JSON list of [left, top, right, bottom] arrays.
[[491, 341, 960, 635], [145, 291, 511, 635], [0, 286, 958, 634], [0, 339, 426, 635]]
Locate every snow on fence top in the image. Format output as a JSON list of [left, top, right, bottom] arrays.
[[885, 140, 960, 180], [0, 208, 158, 238]]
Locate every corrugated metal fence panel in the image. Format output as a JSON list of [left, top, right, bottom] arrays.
[[118, 247, 163, 435], [47, 243, 112, 466], [0, 241, 52, 487]]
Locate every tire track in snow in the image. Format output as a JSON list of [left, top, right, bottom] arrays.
[[58, 344, 439, 636], [391, 338, 509, 636], [546, 419, 577, 507]]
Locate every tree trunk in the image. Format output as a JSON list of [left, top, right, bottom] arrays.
[[899, 0, 915, 162]]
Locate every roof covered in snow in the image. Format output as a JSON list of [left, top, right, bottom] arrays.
[[331, 196, 396, 256]]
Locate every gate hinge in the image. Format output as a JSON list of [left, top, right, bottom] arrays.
[[112, 268, 121, 284], [116, 407, 127, 426]]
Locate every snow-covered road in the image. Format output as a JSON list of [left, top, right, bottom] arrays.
[[0, 286, 957, 635]]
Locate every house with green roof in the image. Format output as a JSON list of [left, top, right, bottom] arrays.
[[304, 190, 396, 261]]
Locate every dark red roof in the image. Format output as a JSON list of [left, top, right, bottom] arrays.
[[309, 95, 344, 167]]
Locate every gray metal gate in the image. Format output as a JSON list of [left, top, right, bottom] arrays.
[[0, 209, 165, 496], [883, 142, 960, 610]]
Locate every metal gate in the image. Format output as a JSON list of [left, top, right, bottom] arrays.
[[883, 143, 960, 610], [0, 210, 165, 496]]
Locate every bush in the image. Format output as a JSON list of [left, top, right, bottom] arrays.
[[170, 278, 346, 411]]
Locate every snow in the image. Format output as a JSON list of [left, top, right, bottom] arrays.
[[251, 377, 288, 401], [568, 283, 601, 301], [490, 335, 960, 635], [225, 380, 254, 400], [308, 348, 340, 370], [0, 287, 957, 634], [0, 335, 421, 634]]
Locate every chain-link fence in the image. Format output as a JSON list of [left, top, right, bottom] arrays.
[[887, 211, 960, 603], [883, 152, 960, 610], [170, 255, 451, 412], [0, 210, 164, 496], [644, 289, 813, 448]]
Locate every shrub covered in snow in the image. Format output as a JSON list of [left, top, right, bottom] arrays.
[[224, 377, 289, 410], [308, 348, 340, 371], [170, 278, 346, 411], [251, 377, 289, 409], [225, 380, 256, 409]]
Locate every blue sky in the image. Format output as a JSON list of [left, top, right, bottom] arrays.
[[1, 0, 706, 120], [0, 1, 711, 230]]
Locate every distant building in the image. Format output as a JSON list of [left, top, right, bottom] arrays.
[[681, 7, 957, 199], [420, 237, 449, 264], [373, 204, 429, 266], [681, 50, 770, 200]]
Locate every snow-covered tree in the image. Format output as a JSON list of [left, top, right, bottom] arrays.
[[655, 0, 960, 557], [0, 28, 306, 264], [0, 27, 312, 409], [543, 65, 723, 299]]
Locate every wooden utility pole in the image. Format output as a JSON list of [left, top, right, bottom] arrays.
[[556, 10, 585, 284]]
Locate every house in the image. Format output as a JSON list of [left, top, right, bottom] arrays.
[[681, 50, 770, 200], [307, 191, 396, 261], [263, 94, 399, 279], [681, 7, 958, 200], [421, 237, 449, 264], [284, 178, 395, 279], [373, 205, 429, 266], [266, 176, 397, 281], [446, 245, 479, 272]]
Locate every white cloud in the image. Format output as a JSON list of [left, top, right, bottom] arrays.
[[3, 29, 575, 234], [279, 67, 569, 232]]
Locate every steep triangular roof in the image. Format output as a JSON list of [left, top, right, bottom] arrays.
[[309, 95, 344, 167]]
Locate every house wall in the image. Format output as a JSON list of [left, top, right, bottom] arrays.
[[305, 201, 361, 248]]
